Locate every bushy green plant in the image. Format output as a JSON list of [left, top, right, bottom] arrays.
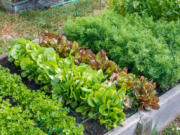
[[0, 65, 84, 135], [0, 100, 45, 135], [76, 85, 126, 130], [63, 10, 180, 89], [109, 0, 180, 21]]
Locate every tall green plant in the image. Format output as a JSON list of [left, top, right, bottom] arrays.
[[63, 10, 180, 89]]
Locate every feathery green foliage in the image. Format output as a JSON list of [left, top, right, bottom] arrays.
[[63, 10, 180, 89]]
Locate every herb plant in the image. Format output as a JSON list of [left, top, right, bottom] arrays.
[[63, 10, 180, 89]]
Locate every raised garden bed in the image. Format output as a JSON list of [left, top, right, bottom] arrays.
[[0, 52, 179, 135], [106, 84, 180, 135], [1, 0, 179, 133]]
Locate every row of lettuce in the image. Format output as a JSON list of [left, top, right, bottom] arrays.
[[8, 36, 159, 133]]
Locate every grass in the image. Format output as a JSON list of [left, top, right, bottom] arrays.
[[161, 116, 180, 135], [0, 0, 105, 55], [152, 116, 180, 135]]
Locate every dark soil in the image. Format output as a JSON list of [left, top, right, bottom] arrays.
[[67, 110, 108, 135], [83, 119, 108, 135], [0, 56, 41, 90], [0, 55, 108, 135], [3, 96, 17, 106]]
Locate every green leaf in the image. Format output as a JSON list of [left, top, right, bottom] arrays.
[[81, 87, 92, 92], [87, 97, 95, 107], [76, 106, 86, 113], [51, 77, 59, 86]]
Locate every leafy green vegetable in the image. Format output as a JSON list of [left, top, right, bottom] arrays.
[[0, 100, 45, 135], [0, 65, 84, 135], [76, 85, 126, 130], [40, 32, 121, 77]]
